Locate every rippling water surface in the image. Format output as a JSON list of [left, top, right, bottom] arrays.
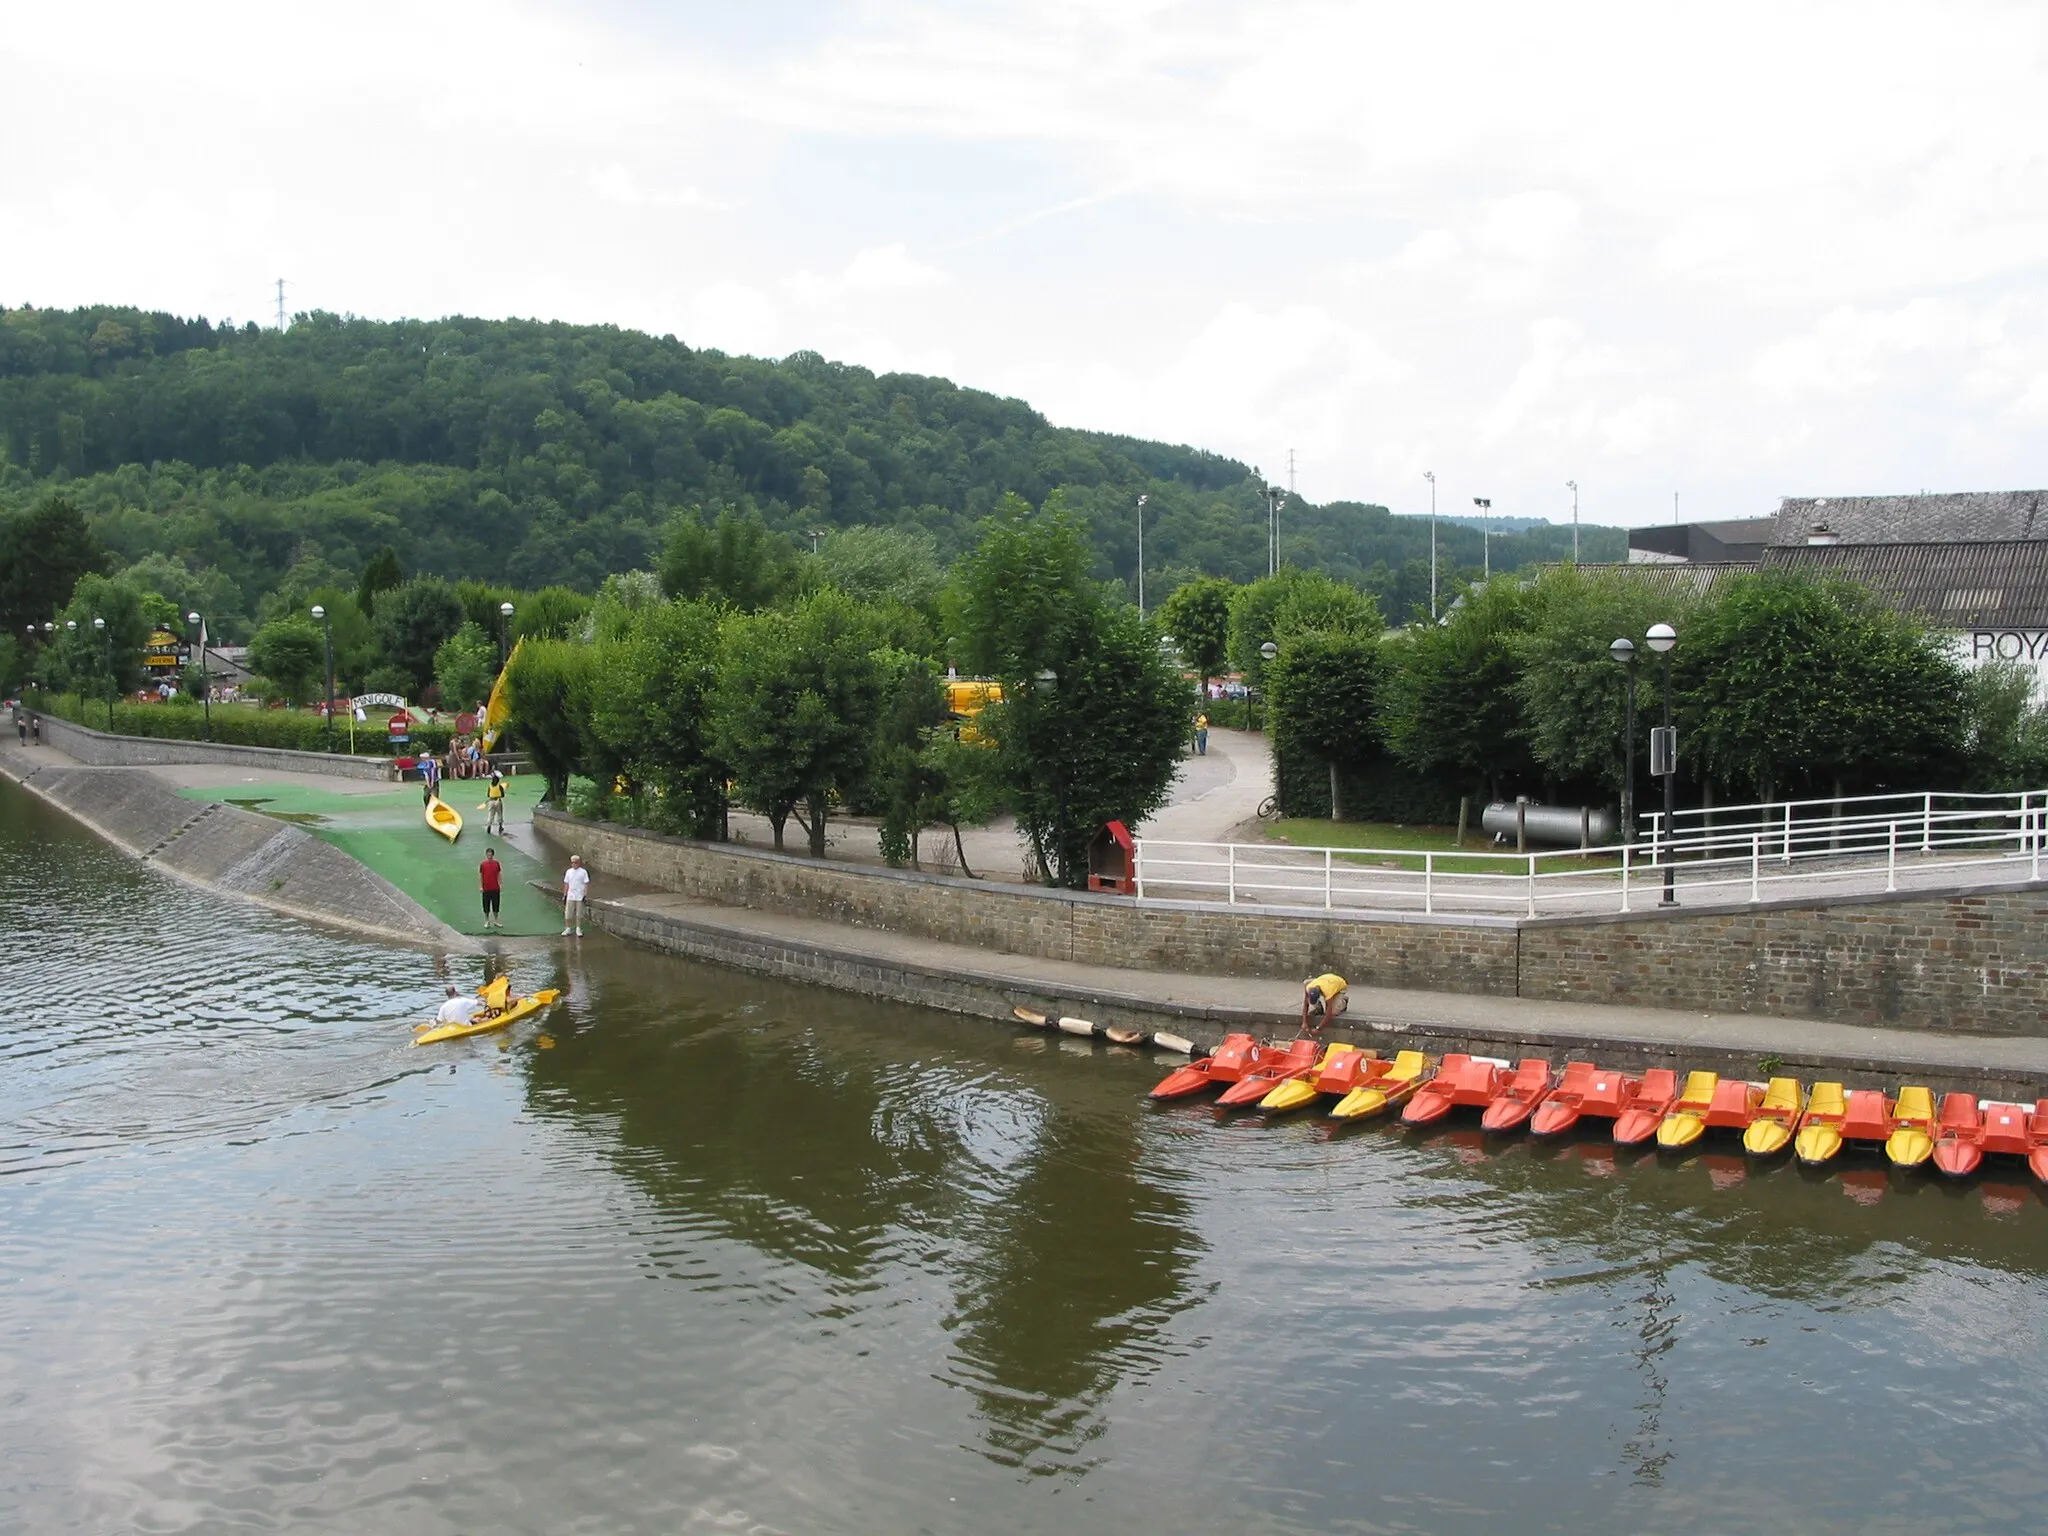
[[7, 781, 2048, 1534]]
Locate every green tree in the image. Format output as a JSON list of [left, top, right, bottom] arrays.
[[1681, 570, 1966, 800], [52, 573, 170, 700], [585, 599, 726, 836], [433, 622, 498, 713], [303, 588, 376, 692], [357, 546, 404, 619], [659, 506, 803, 610], [513, 585, 593, 642], [1509, 566, 1697, 797], [951, 496, 1191, 884], [1226, 568, 1377, 690], [0, 495, 108, 634], [1267, 631, 1387, 820], [709, 589, 883, 855], [503, 638, 597, 803], [114, 553, 244, 634], [372, 578, 465, 697], [1382, 576, 1539, 801], [1158, 575, 1234, 689], [868, 649, 950, 866], [819, 525, 945, 613], [248, 616, 325, 705], [1960, 662, 2048, 791]]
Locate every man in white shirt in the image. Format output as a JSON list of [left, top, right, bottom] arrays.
[[435, 983, 480, 1027], [562, 855, 591, 937]]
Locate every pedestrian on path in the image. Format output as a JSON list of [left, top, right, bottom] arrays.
[[1194, 712, 1209, 756], [479, 847, 503, 929], [561, 854, 590, 937], [420, 752, 440, 807], [485, 771, 506, 834]]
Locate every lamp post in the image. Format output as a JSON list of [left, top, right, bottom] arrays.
[[1609, 636, 1637, 853], [311, 604, 335, 752], [1646, 621, 1678, 906], [1136, 494, 1148, 616], [1566, 480, 1579, 566], [498, 601, 515, 670], [1474, 497, 1493, 577], [1032, 666, 1066, 885], [1424, 471, 1437, 620], [1265, 485, 1284, 576], [1260, 639, 1281, 814], [187, 612, 212, 741], [91, 616, 111, 727]]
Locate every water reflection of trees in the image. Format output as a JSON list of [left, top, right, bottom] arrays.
[[516, 958, 1201, 1472], [1402, 1126, 2048, 1299]]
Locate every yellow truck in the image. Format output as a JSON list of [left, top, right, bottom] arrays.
[[945, 679, 1003, 743]]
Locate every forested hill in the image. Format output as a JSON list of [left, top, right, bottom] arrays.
[[0, 305, 1623, 632]]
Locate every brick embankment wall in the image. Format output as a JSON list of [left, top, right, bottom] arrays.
[[35, 714, 394, 781], [1, 751, 469, 949], [1522, 891, 2048, 1035], [539, 810, 2048, 1035], [533, 810, 1517, 996]]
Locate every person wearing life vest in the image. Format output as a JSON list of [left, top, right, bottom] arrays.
[[485, 770, 507, 834], [1301, 972, 1348, 1034]]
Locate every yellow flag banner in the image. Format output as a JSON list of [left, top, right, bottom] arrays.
[[480, 637, 521, 751]]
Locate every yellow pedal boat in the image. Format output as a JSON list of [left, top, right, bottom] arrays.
[[1742, 1077, 1804, 1157], [414, 980, 560, 1046], [425, 794, 462, 841], [1329, 1050, 1432, 1120]]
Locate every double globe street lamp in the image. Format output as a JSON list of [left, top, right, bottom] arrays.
[[311, 604, 336, 752], [1609, 623, 1680, 905], [186, 612, 212, 740]]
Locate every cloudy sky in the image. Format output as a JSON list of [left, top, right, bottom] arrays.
[[5, 0, 2047, 526]]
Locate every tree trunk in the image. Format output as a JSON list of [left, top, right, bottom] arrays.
[[1328, 761, 1345, 822], [1456, 795, 1469, 849], [769, 808, 788, 851], [950, 818, 978, 880], [806, 794, 828, 857]]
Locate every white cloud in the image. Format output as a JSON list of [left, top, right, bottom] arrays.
[[589, 165, 724, 211], [790, 244, 949, 306]]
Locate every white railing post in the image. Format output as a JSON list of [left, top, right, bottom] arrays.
[[1621, 842, 1631, 913], [1424, 852, 1434, 915], [1527, 852, 1536, 917], [1887, 821, 1897, 892], [1783, 802, 1794, 865], [1324, 848, 1333, 911], [1133, 840, 1144, 900], [1922, 792, 1932, 854], [1227, 843, 1237, 905], [1750, 831, 1760, 902], [2034, 797, 2042, 883]]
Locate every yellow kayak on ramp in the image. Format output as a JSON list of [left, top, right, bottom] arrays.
[[414, 980, 561, 1046], [425, 795, 462, 841]]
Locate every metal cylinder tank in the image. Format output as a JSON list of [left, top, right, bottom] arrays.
[[1480, 800, 1619, 848]]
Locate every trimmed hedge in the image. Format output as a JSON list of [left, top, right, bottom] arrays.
[[39, 694, 457, 755]]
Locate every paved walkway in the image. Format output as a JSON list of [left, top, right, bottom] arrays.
[[596, 890, 2048, 1092]]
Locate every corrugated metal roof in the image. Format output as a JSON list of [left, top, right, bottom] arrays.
[[1760, 540, 2048, 628], [1770, 490, 2048, 546], [1551, 562, 1760, 598]]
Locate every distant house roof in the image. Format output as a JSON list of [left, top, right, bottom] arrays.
[[1760, 540, 2048, 629], [1629, 517, 1776, 564], [1770, 490, 2048, 546]]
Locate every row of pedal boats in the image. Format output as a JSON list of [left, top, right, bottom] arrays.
[[1149, 1035, 2048, 1180]]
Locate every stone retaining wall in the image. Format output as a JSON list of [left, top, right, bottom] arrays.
[[34, 714, 394, 781], [534, 810, 1519, 996], [590, 897, 2048, 1100], [538, 809, 2048, 1035]]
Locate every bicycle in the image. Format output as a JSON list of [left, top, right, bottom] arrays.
[[1257, 794, 1280, 820]]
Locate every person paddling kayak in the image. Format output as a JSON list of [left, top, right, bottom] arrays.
[[434, 983, 480, 1028]]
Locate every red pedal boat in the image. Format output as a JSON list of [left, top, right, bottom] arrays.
[[1930, 1094, 2048, 1179], [1531, 1062, 1643, 1138], [1611, 1068, 1681, 1145], [1148, 1033, 1262, 1101], [1479, 1058, 1557, 1133], [1402, 1054, 1512, 1127], [1215, 1037, 1324, 1107]]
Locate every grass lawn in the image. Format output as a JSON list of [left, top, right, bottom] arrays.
[[1263, 817, 1621, 875]]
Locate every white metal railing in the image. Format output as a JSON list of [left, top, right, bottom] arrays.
[[1132, 787, 2048, 918]]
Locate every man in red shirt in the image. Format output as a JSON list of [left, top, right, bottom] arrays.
[[479, 847, 503, 930]]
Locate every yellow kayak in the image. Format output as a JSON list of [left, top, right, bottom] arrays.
[[426, 795, 462, 841], [414, 986, 560, 1046]]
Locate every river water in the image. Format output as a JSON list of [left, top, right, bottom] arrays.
[[6, 782, 2048, 1534]]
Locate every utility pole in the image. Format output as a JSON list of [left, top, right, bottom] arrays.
[[1287, 448, 1296, 496], [1474, 497, 1493, 578], [275, 279, 287, 330], [1265, 485, 1284, 576], [1567, 480, 1579, 566], [1424, 471, 1437, 620], [1136, 494, 1148, 615]]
